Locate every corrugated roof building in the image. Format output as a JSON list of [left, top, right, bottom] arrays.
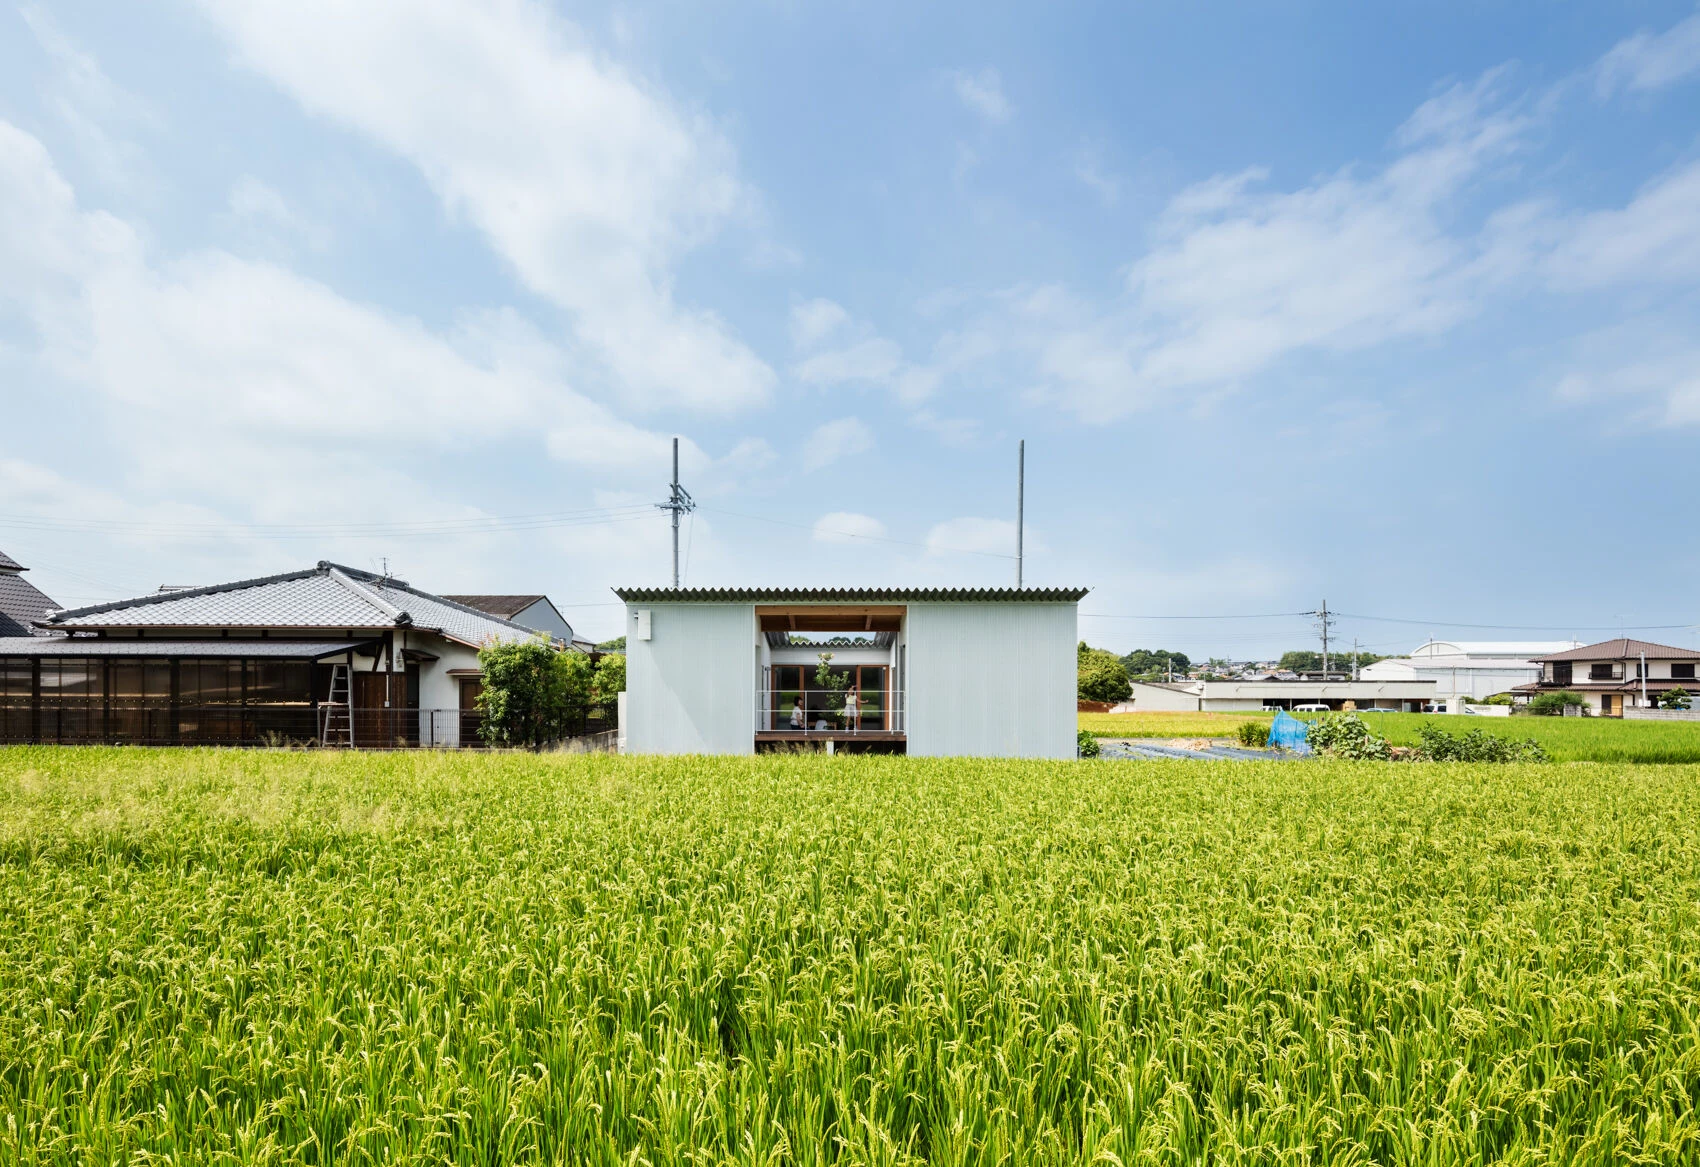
[[614, 586, 1087, 758]]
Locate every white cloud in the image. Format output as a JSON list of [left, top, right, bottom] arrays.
[[1597, 11, 1700, 96], [801, 417, 874, 472], [223, 175, 331, 252], [812, 512, 886, 544], [1551, 322, 1700, 428], [790, 297, 850, 348], [190, 0, 774, 413], [952, 67, 1012, 124], [926, 517, 1017, 558], [0, 118, 755, 515], [794, 337, 905, 387], [1541, 160, 1700, 288], [19, 4, 157, 188], [1073, 143, 1121, 205]]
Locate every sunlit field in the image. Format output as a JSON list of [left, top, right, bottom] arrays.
[[1081, 708, 1700, 763], [5, 747, 1700, 1164]]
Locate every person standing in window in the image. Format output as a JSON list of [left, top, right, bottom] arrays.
[[790, 697, 804, 730], [843, 688, 859, 731]]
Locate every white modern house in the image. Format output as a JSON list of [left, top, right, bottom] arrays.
[[616, 586, 1086, 757], [1359, 640, 1579, 700]]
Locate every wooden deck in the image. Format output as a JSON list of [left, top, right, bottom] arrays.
[[755, 730, 906, 744]]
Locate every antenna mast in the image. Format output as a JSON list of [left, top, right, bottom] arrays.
[[1016, 439, 1025, 589], [655, 437, 696, 588]]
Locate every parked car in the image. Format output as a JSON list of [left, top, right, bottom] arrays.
[[1293, 703, 1330, 712]]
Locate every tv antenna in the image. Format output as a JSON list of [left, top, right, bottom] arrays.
[[655, 437, 696, 588]]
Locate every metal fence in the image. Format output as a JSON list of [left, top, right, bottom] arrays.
[[0, 705, 499, 748], [755, 689, 906, 734]]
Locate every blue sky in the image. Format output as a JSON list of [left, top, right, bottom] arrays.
[[2, 1, 1698, 656]]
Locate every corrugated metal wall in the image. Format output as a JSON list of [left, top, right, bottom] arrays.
[[624, 603, 756, 754], [905, 601, 1077, 758]]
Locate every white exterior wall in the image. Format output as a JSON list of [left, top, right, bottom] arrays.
[[1125, 682, 1202, 711], [415, 634, 481, 747], [904, 601, 1076, 758], [624, 603, 757, 754]]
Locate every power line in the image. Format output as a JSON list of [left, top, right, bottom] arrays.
[[1332, 611, 1696, 632]]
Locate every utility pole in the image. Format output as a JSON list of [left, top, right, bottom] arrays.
[[1015, 439, 1025, 589], [655, 437, 695, 588], [1306, 599, 1334, 677], [1352, 637, 1359, 681]]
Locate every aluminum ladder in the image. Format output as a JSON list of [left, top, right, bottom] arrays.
[[320, 664, 353, 747]]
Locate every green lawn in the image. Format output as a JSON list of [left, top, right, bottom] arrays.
[[5, 747, 1700, 1163], [1082, 708, 1700, 763]]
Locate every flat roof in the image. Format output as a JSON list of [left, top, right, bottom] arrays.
[[613, 586, 1089, 603]]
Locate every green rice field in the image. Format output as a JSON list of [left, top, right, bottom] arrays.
[[5, 747, 1700, 1163], [1081, 708, 1700, 763]]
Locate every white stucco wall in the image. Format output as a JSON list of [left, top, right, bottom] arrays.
[[904, 601, 1076, 758], [624, 603, 758, 754]]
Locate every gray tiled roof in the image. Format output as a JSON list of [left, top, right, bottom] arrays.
[[0, 548, 22, 572], [0, 637, 376, 659], [0, 570, 58, 637], [43, 562, 552, 648], [613, 586, 1090, 603]]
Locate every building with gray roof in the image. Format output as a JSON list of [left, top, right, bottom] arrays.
[[0, 549, 59, 639], [1, 561, 571, 747]]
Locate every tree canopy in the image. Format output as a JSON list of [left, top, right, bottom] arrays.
[[1078, 642, 1132, 703], [1121, 649, 1190, 680]]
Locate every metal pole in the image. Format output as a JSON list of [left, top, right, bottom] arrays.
[[1320, 599, 1329, 676], [1016, 440, 1024, 589], [1642, 650, 1648, 708], [671, 438, 681, 589]]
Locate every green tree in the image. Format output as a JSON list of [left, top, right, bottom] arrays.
[[1529, 690, 1589, 716], [815, 653, 852, 723], [475, 637, 591, 747], [1121, 648, 1191, 680], [1659, 686, 1691, 711], [1279, 649, 1388, 674], [1078, 642, 1132, 703], [596, 636, 626, 652], [592, 653, 626, 721]]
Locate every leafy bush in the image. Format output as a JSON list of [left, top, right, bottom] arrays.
[[592, 653, 626, 721], [1306, 713, 1391, 760], [1529, 691, 1589, 717], [1078, 642, 1132, 703], [1077, 730, 1101, 758], [1417, 724, 1550, 763], [1659, 686, 1691, 711], [476, 637, 590, 748], [1236, 721, 1269, 747], [1480, 692, 1514, 706]]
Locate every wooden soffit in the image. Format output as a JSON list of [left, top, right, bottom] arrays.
[[755, 605, 904, 633]]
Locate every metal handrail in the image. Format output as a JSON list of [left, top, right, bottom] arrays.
[[755, 688, 906, 733]]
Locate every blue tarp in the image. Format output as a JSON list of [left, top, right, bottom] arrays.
[[1268, 710, 1312, 755]]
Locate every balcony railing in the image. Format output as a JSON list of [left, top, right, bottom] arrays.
[[756, 689, 906, 734]]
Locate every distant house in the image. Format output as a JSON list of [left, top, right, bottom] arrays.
[[0, 549, 59, 638], [1125, 677, 1436, 713], [618, 586, 1085, 757], [0, 561, 554, 747], [444, 594, 593, 651], [1515, 638, 1700, 717], [1360, 640, 1579, 700]]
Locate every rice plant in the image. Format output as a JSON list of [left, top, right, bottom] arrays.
[[3, 746, 1699, 1164]]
